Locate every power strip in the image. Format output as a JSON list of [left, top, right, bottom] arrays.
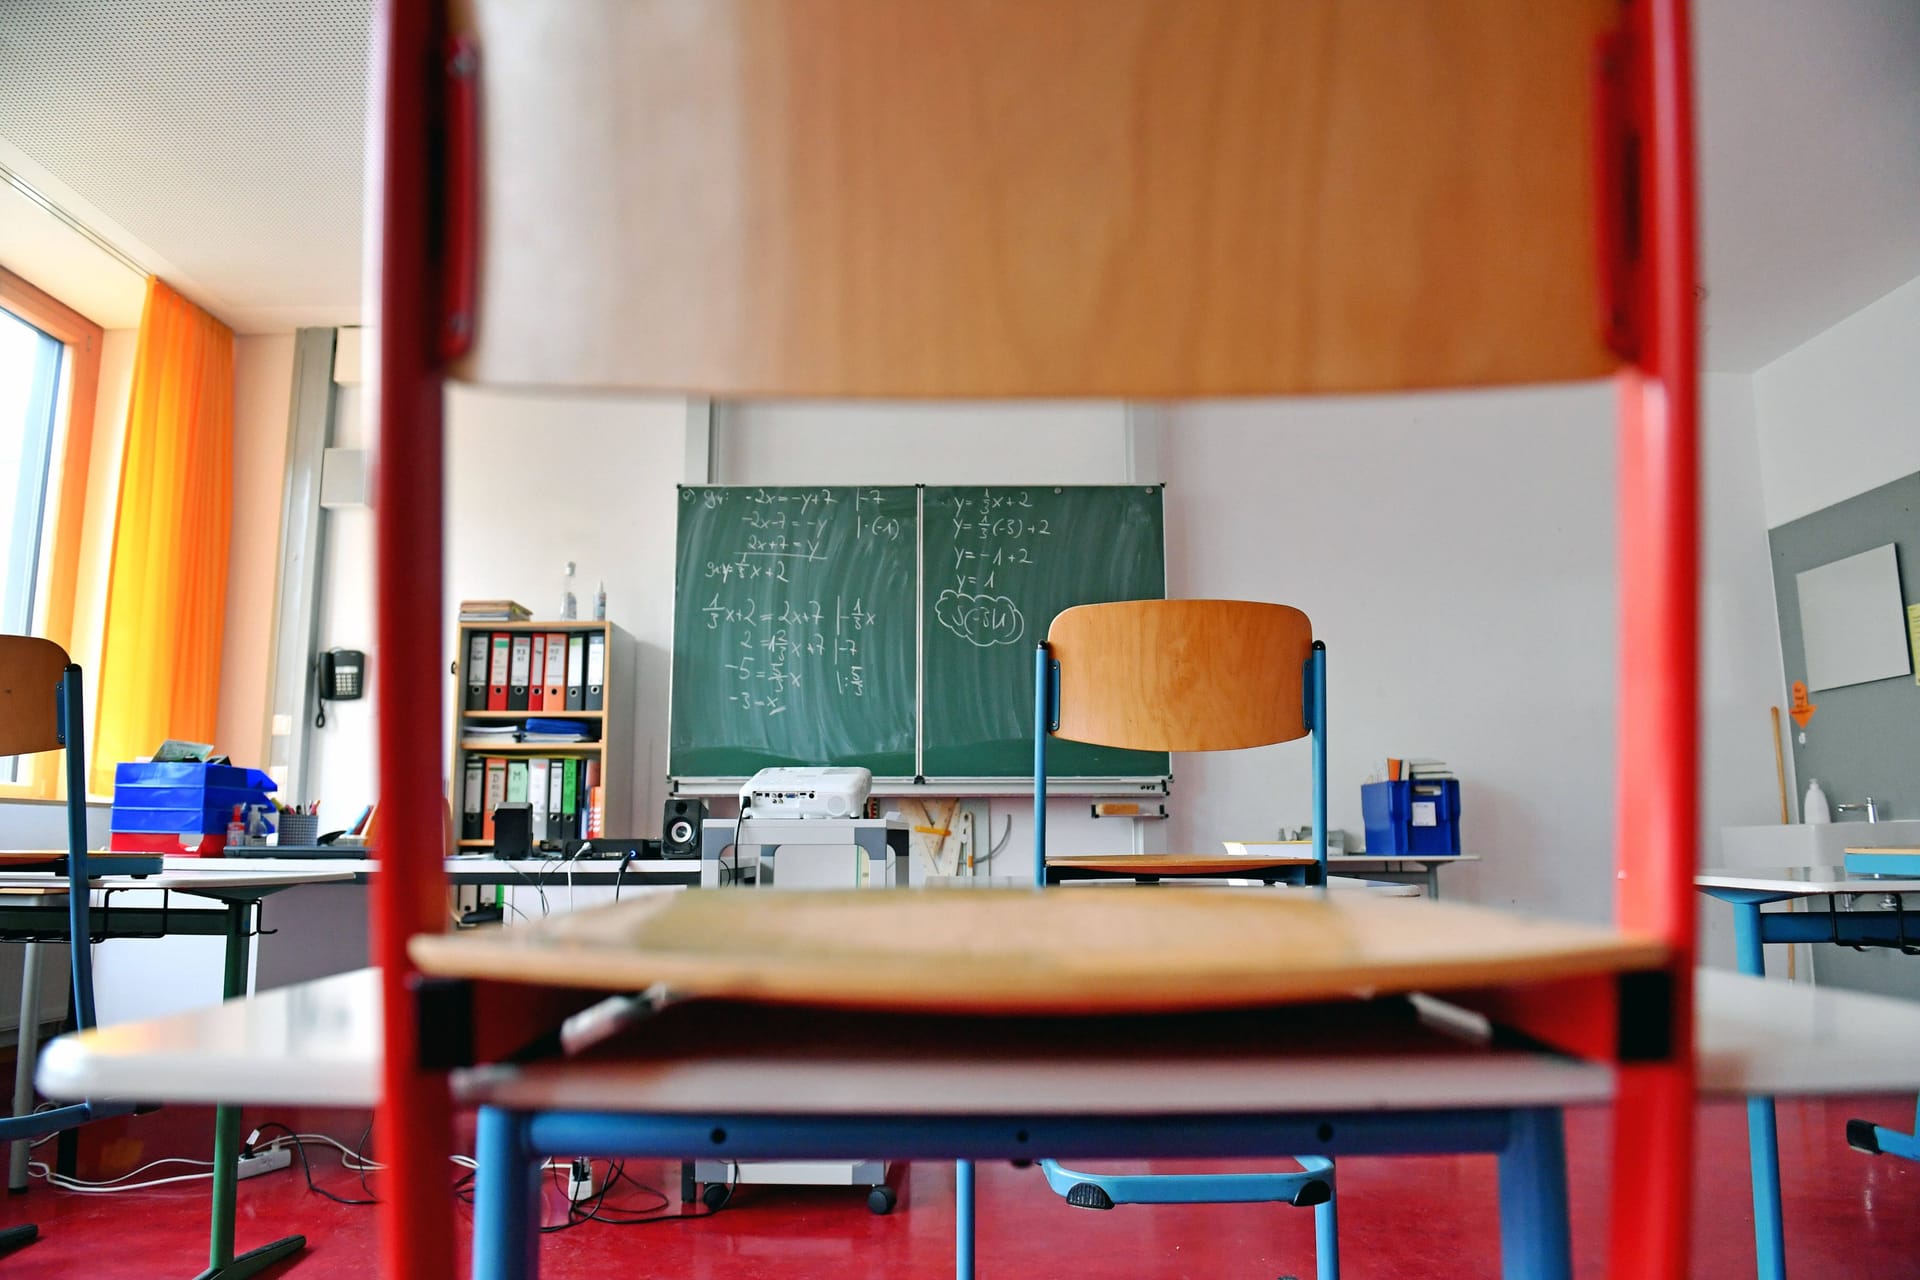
[[566, 1157, 596, 1202], [236, 1147, 293, 1180]]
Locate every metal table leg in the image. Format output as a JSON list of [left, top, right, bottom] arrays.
[[1733, 900, 1786, 1280], [9, 941, 43, 1192], [194, 897, 305, 1280], [955, 1159, 974, 1280], [1497, 1108, 1570, 1280]]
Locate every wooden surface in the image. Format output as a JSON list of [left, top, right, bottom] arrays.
[[1049, 601, 1313, 750], [1845, 847, 1920, 856], [0, 635, 70, 757], [1048, 853, 1319, 875], [409, 889, 1666, 1014], [40, 967, 1920, 1111], [451, 0, 1618, 397]]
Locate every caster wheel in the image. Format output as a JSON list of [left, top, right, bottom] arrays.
[[867, 1185, 897, 1215], [701, 1183, 732, 1211]]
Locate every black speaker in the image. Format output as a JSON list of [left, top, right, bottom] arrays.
[[492, 803, 532, 859], [662, 797, 707, 860]]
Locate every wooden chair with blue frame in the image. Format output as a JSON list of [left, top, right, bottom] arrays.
[[0, 634, 128, 1257], [1023, 598, 1335, 1275]]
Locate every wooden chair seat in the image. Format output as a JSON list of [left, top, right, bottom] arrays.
[[410, 889, 1667, 1015]]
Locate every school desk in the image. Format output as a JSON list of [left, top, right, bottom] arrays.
[[34, 963, 1920, 1279], [1695, 864, 1920, 1280], [0, 866, 353, 1280], [191, 851, 760, 890]]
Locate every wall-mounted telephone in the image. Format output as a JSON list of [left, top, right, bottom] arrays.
[[314, 649, 365, 728]]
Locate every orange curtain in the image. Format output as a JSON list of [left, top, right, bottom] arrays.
[[89, 278, 234, 794]]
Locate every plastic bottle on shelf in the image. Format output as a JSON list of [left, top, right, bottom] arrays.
[[1803, 778, 1831, 824], [560, 560, 578, 620], [594, 581, 607, 621]]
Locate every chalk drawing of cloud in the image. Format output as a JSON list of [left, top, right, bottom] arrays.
[[934, 591, 1025, 647]]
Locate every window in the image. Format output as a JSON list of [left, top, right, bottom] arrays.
[[0, 269, 103, 796], [1, 308, 64, 637]]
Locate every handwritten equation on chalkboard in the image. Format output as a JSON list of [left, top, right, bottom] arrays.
[[932, 488, 1055, 648], [689, 487, 902, 720]]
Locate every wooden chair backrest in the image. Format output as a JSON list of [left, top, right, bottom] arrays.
[[0, 635, 70, 758], [452, 0, 1618, 397], [1047, 600, 1312, 752]]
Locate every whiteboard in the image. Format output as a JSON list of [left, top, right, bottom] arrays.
[[1797, 544, 1912, 691]]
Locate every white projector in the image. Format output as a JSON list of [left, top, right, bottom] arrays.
[[741, 767, 873, 819]]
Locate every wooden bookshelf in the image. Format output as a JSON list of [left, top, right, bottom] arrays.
[[448, 618, 635, 853]]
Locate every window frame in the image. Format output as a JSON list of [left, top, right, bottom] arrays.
[[0, 268, 103, 800]]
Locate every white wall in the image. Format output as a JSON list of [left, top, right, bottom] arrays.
[[304, 382, 374, 820], [301, 383, 1792, 930], [445, 385, 686, 833], [1159, 379, 1786, 929], [1752, 272, 1920, 528], [215, 333, 295, 765]]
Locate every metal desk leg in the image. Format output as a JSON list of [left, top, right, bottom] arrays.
[[1426, 864, 1439, 900], [1733, 900, 1786, 1280], [954, 1159, 975, 1280], [1847, 1094, 1920, 1163], [194, 899, 305, 1280], [1497, 1108, 1570, 1280], [474, 1107, 540, 1280], [9, 941, 43, 1192]]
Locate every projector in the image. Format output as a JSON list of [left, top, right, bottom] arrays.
[[741, 767, 873, 819]]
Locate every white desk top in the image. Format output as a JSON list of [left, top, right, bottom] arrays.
[[0, 868, 356, 894], [39, 967, 1920, 1113], [1695, 865, 1920, 895], [185, 855, 752, 881], [1329, 854, 1480, 866]]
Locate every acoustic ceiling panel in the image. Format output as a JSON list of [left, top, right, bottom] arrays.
[[0, 0, 369, 331]]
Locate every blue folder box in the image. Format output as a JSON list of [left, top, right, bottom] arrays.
[[111, 762, 277, 834], [1361, 779, 1462, 856]]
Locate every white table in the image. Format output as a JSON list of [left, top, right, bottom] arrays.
[[44, 963, 1920, 1280], [181, 852, 759, 890], [1696, 864, 1920, 1280], [44, 967, 1920, 1112], [0, 865, 354, 1279], [1327, 854, 1479, 899]]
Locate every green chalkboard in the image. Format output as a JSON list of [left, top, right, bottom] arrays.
[[921, 485, 1168, 777], [669, 484, 1168, 780], [670, 486, 917, 777]]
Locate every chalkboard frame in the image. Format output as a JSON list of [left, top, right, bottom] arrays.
[[668, 483, 1171, 791]]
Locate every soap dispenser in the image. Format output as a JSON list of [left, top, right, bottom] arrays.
[[1803, 778, 1831, 824]]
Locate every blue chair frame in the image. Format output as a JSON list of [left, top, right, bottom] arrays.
[[0, 649, 129, 1257], [1016, 613, 1336, 1280]]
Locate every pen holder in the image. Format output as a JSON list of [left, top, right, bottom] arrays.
[[277, 813, 319, 847]]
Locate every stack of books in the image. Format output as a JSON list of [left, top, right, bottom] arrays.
[[1385, 757, 1454, 782], [521, 717, 593, 744], [459, 599, 531, 622]]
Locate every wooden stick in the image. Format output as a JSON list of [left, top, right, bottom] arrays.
[[1771, 706, 1789, 824], [1772, 706, 1798, 980]]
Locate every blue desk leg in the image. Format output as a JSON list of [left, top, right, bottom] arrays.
[[1846, 1092, 1920, 1162], [1497, 1107, 1570, 1280], [955, 1159, 975, 1280], [474, 1108, 540, 1280], [1733, 900, 1787, 1280], [1315, 1173, 1340, 1280]]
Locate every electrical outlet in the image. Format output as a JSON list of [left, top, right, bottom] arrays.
[[566, 1157, 596, 1202], [236, 1147, 292, 1180]]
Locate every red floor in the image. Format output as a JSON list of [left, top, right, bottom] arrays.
[[0, 1094, 1915, 1278]]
